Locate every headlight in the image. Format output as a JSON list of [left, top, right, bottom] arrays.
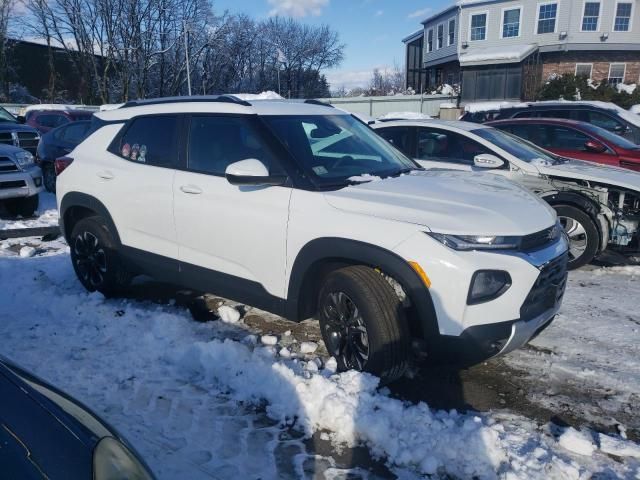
[[93, 437, 154, 480], [14, 151, 34, 168], [427, 232, 520, 251]]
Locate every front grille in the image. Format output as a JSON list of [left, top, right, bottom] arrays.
[[521, 226, 555, 252], [0, 132, 13, 147], [0, 180, 26, 190], [0, 157, 18, 173], [520, 252, 568, 322], [16, 132, 39, 154]]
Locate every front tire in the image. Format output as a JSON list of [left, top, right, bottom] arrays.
[[43, 163, 56, 193], [317, 266, 410, 384], [5, 194, 39, 217], [554, 205, 599, 270], [70, 216, 131, 296]]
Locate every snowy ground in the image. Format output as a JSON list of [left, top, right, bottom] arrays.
[[1, 193, 639, 479]]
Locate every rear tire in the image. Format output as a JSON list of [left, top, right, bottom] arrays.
[[43, 163, 56, 193], [70, 216, 131, 296], [5, 194, 39, 217], [317, 265, 410, 384], [554, 205, 599, 270]]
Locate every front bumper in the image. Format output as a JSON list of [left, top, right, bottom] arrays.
[[0, 165, 43, 200]]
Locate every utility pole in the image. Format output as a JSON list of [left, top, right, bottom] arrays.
[[184, 21, 192, 96]]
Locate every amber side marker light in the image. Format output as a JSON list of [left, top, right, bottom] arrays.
[[409, 261, 432, 288]]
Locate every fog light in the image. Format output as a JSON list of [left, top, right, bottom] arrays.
[[34, 177, 42, 187], [467, 270, 511, 305]]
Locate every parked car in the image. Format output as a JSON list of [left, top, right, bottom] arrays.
[[0, 105, 41, 156], [57, 95, 568, 383], [25, 108, 93, 134], [460, 101, 640, 144], [36, 120, 92, 192], [486, 118, 640, 172], [0, 143, 43, 217], [373, 119, 640, 269], [0, 355, 154, 479]]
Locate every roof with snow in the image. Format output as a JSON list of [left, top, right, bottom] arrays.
[[402, 30, 424, 44], [459, 44, 538, 66]]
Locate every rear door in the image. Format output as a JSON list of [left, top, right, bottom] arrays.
[[173, 114, 292, 300]]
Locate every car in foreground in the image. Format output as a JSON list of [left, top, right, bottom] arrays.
[[0, 105, 41, 156], [0, 355, 154, 479], [486, 118, 640, 172], [460, 101, 640, 144], [0, 143, 42, 217], [36, 120, 92, 192], [57, 95, 568, 383], [25, 108, 93, 134], [373, 119, 640, 270]]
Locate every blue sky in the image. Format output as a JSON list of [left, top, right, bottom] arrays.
[[213, 0, 454, 90]]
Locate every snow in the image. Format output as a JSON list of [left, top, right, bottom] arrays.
[[347, 174, 382, 183], [617, 83, 637, 94], [460, 45, 538, 64], [464, 101, 526, 113], [19, 246, 35, 257], [23, 103, 96, 113], [377, 111, 432, 120], [0, 192, 58, 231], [233, 91, 283, 101], [630, 104, 640, 115], [100, 103, 124, 111], [217, 305, 241, 324], [299, 342, 318, 354], [2, 205, 640, 479]]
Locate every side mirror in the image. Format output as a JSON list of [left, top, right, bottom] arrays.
[[16, 115, 26, 124], [584, 140, 607, 153], [473, 153, 505, 169], [225, 158, 286, 186]]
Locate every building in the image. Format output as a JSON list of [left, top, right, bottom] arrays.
[[403, 0, 640, 102]]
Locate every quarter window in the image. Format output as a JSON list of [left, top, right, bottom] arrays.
[[427, 29, 433, 52], [614, 3, 632, 31], [187, 116, 281, 176], [608, 63, 626, 85], [116, 115, 180, 167], [581, 2, 600, 31], [537, 3, 557, 34], [575, 63, 593, 79], [416, 128, 491, 166], [502, 8, 521, 38], [448, 19, 456, 45], [470, 13, 487, 41], [437, 24, 444, 49]]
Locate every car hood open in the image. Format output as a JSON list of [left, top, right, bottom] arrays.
[[323, 170, 556, 236], [539, 159, 640, 192]]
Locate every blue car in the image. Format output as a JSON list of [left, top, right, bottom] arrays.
[[0, 356, 155, 479]]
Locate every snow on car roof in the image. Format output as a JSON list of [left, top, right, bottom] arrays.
[[373, 118, 491, 131]]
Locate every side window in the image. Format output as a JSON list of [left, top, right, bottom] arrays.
[[38, 114, 69, 128], [416, 128, 491, 165], [513, 111, 535, 118], [584, 111, 625, 133], [537, 109, 571, 119], [116, 115, 180, 167], [377, 127, 413, 157], [509, 124, 552, 148], [60, 122, 91, 143], [187, 116, 282, 176], [548, 126, 591, 150]]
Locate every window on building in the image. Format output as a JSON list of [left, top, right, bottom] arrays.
[[537, 3, 558, 34], [575, 63, 593, 79], [437, 24, 444, 48], [581, 2, 600, 31], [470, 13, 487, 41], [502, 8, 521, 37], [116, 115, 180, 167], [608, 63, 626, 85], [614, 3, 633, 31], [427, 29, 433, 52], [448, 18, 456, 45]]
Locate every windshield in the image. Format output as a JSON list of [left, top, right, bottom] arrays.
[[263, 114, 417, 187], [474, 127, 562, 165], [0, 107, 17, 123], [580, 123, 640, 150]]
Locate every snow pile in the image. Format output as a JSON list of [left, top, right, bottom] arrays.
[[377, 111, 432, 120], [19, 246, 36, 258], [347, 174, 382, 183], [631, 105, 640, 115], [299, 342, 318, 354], [591, 265, 640, 277], [558, 428, 596, 456], [233, 91, 283, 101], [617, 83, 637, 95], [217, 305, 241, 324], [464, 101, 525, 113]]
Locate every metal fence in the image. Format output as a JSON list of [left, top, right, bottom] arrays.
[[321, 94, 456, 118]]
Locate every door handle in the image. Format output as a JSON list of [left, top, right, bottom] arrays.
[[180, 185, 202, 195], [97, 170, 114, 180]]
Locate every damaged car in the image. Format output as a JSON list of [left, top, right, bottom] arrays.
[[374, 119, 640, 269]]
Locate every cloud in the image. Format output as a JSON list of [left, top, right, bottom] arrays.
[[407, 7, 432, 19], [375, 9, 384, 16], [267, 0, 329, 17], [325, 65, 392, 90]]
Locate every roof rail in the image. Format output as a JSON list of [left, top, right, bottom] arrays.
[[120, 95, 252, 109], [304, 99, 334, 108]]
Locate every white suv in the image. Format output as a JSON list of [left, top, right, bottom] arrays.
[[57, 96, 568, 383]]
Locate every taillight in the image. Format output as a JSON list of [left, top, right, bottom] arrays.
[[54, 156, 74, 175]]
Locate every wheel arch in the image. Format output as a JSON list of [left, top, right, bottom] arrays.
[[286, 237, 440, 343], [59, 192, 121, 246]]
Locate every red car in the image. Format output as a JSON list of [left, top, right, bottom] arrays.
[[486, 118, 640, 172], [24, 108, 93, 134]]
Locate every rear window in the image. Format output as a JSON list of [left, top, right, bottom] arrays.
[[113, 115, 180, 167]]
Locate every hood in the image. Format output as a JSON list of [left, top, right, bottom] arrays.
[[539, 159, 640, 192], [0, 143, 27, 156], [323, 170, 556, 235], [0, 123, 39, 134]]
